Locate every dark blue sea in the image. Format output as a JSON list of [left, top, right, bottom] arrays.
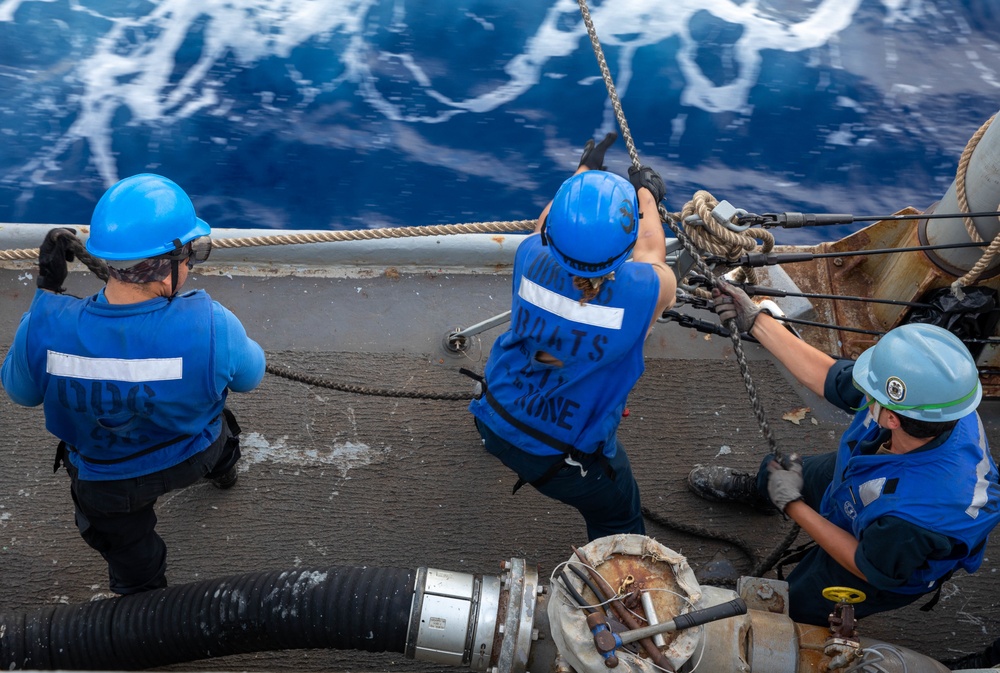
[[0, 0, 997, 245]]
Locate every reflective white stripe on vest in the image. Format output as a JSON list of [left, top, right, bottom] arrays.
[[46, 351, 183, 382], [859, 477, 886, 507], [518, 278, 624, 330], [966, 414, 991, 519]]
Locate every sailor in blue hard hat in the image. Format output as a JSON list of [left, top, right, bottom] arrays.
[[851, 322, 982, 424], [688, 285, 1000, 626], [0, 173, 266, 595], [468, 133, 678, 541], [87, 173, 213, 297]]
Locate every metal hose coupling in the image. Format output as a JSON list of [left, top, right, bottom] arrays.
[[406, 558, 543, 673]]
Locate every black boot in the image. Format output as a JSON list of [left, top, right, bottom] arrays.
[[942, 641, 1000, 670], [210, 464, 239, 489], [687, 465, 775, 513]]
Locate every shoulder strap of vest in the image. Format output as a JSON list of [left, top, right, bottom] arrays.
[[222, 407, 241, 436], [918, 534, 990, 612], [467, 371, 618, 494], [918, 569, 954, 612], [459, 368, 483, 384], [484, 388, 583, 459], [510, 451, 616, 495], [775, 540, 818, 581], [512, 461, 563, 495], [71, 433, 192, 466], [52, 441, 68, 473]]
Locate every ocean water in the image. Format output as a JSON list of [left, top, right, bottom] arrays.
[[0, 0, 997, 245]]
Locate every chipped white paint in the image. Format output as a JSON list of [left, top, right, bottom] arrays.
[[296, 570, 329, 586], [239, 432, 389, 478]]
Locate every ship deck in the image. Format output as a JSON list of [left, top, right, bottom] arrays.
[[1, 228, 998, 670]]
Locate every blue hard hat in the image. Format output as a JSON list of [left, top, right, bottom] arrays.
[[544, 171, 639, 278], [853, 323, 982, 422], [86, 174, 210, 261]]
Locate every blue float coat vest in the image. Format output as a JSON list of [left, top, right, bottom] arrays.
[[469, 235, 659, 458], [24, 289, 224, 480], [820, 411, 1000, 593]]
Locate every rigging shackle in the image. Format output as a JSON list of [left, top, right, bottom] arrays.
[[737, 210, 1000, 229], [739, 212, 854, 228], [685, 200, 752, 233], [706, 241, 991, 269]]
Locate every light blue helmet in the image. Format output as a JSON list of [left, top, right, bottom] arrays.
[[86, 174, 210, 261], [852, 323, 982, 422], [543, 171, 639, 278]]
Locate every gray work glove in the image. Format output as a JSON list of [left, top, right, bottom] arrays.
[[578, 132, 617, 170], [767, 454, 804, 513], [628, 164, 666, 204], [712, 283, 761, 334]]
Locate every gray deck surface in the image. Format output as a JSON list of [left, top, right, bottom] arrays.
[[1, 265, 999, 671]]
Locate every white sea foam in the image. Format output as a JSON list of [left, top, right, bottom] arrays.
[[239, 431, 389, 478], [1, 0, 873, 188]]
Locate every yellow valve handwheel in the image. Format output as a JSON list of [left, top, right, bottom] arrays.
[[822, 586, 867, 604]]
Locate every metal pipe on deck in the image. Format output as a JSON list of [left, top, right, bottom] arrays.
[[0, 539, 955, 673], [920, 110, 1000, 278]]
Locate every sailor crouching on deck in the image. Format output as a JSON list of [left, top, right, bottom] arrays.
[[469, 133, 677, 541], [0, 174, 266, 595], [688, 283, 1000, 625]]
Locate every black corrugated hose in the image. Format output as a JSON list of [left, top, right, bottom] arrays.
[[0, 565, 415, 670]]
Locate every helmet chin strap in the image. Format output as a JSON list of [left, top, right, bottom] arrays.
[[863, 401, 883, 428], [168, 259, 179, 300]]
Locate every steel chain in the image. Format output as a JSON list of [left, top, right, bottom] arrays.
[[577, 0, 796, 566], [265, 364, 470, 401]]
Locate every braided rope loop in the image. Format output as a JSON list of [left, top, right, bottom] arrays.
[[952, 114, 1000, 294]]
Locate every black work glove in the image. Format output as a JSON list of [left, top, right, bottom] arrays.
[[628, 164, 666, 204], [712, 283, 761, 334], [37, 227, 78, 293], [766, 453, 804, 513], [578, 132, 617, 170]]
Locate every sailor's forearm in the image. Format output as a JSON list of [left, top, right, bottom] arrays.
[[785, 500, 867, 582], [633, 187, 666, 264], [750, 314, 834, 397]]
